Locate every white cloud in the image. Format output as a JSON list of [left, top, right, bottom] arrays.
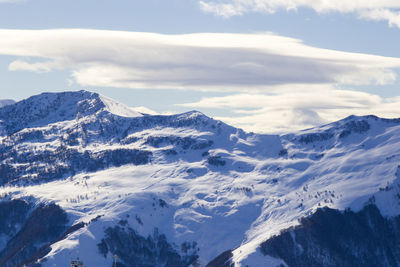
[[1, 29, 400, 91], [179, 86, 400, 133], [200, 0, 400, 28], [359, 8, 400, 28], [2, 29, 400, 133], [8, 60, 62, 72]]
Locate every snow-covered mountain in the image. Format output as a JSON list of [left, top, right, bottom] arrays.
[[1, 90, 400, 267], [0, 99, 15, 108]]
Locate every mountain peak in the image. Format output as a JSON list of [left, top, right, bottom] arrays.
[[98, 94, 143, 118], [3, 91, 400, 267], [0, 90, 141, 134]]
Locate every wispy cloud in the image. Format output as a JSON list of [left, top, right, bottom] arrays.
[[180, 86, 400, 133], [200, 0, 400, 28], [1, 29, 400, 91]]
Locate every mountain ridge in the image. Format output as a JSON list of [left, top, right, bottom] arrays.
[[0, 99, 15, 108], [0, 90, 400, 266]]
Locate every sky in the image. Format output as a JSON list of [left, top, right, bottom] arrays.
[[1, 0, 400, 133]]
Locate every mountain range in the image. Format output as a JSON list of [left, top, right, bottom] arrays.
[[0, 90, 400, 267]]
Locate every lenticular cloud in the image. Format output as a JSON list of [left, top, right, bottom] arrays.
[[1, 29, 400, 91]]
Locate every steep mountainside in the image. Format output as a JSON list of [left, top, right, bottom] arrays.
[[0, 90, 400, 267], [0, 99, 15, 108]]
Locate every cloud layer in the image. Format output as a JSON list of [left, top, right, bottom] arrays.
[[1, 29, 400, 91], [200, 0, 400, 28], [180, 86, 400, 133], [2, 29, 400, 133]]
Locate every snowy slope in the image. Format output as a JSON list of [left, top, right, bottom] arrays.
[[0, 99, 15, 108], [0, 91, 400, 266]]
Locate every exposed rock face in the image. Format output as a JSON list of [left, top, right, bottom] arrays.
[[260, 204, 400, 267]]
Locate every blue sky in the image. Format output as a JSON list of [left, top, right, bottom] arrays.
[[1, 0, 400, 133]]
